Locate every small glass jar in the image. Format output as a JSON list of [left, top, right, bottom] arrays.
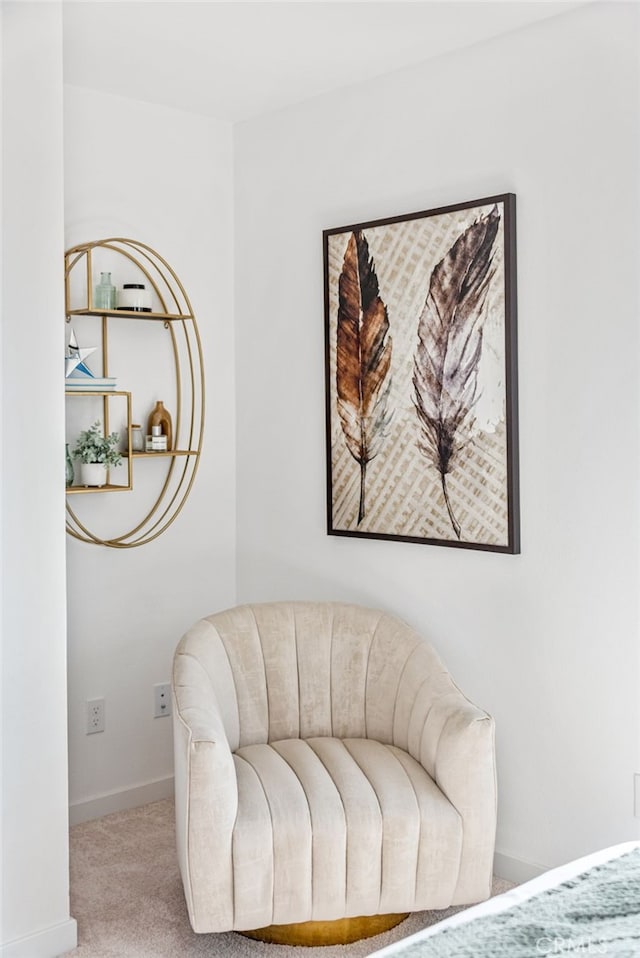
[[131, 425, 144, 453]]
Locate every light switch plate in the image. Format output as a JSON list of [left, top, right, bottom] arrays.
[[154, 683, 171, 719]]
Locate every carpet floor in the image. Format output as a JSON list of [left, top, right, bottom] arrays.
[[64, 799, 514, 957]]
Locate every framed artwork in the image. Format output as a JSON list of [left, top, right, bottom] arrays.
[[323, 193, 519, 553]]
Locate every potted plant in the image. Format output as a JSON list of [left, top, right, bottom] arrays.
[[71, 421, 122, 487]]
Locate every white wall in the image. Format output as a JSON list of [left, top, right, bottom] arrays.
[[1, 4, 77, 956], [64, 86, 236, 816], [235, 3, 640, 873]]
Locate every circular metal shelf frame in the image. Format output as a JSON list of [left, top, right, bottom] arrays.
[[65, 238, 204, 548]]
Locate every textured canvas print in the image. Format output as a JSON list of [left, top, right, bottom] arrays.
[[323, 194, 519, 553]]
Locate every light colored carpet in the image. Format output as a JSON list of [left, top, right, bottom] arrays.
[[64, 799, 514, 958]]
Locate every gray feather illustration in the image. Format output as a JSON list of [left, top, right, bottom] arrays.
[[413, 206, 500, 538]]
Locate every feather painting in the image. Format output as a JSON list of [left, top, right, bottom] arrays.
[[324, 194, 518, 552], [413, 206, 500, 539], [336, 230, 392, 524]]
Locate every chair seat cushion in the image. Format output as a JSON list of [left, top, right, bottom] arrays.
[[231, 737, 463, 930]]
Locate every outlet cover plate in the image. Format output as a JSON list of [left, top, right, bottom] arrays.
[[154, 682, 172, 719], [86, 698, 105, 734]]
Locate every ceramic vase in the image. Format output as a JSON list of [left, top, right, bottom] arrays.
[[65, 444, 74, 487], [147, 401, 172, 451]]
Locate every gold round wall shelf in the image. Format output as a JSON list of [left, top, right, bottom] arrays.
[[64, 238, 204, 548]]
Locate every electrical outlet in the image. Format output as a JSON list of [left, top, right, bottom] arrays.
[[154, 682, 172, 719], [634, 774, 640, 818], [86, 698, 105, 734]]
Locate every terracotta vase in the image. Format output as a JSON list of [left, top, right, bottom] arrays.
[[147, 401, 172, 451]]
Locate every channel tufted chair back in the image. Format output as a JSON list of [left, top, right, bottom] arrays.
[[173, 601, 497, 941]]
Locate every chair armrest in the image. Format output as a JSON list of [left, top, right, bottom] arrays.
[[422, 686, 497, 904], [172, 651, 238, 932], [427, 690, 495, 807], [174, 693, 232, 746]]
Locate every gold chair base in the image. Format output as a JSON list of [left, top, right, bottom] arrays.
[[238, 912, 410, 946]]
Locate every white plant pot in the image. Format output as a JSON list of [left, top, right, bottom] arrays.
[[79, 462, 108, 487]]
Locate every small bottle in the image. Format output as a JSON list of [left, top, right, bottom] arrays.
[[94, 272, 116, 310], [147, 401, 172, 451], [151, 424, 164, 452]]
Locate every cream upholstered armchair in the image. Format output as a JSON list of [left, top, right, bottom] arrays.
[[172, 601, 496, 944]]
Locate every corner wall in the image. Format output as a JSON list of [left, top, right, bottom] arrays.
[[63, 86, 236, 817], [234, 3, 640, 872], [1, 4, 77, 955]]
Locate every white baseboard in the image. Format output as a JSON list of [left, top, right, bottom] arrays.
[[493, 850, 546, 884], [1, 918, 77, 958], [69, 775, 174, 826]]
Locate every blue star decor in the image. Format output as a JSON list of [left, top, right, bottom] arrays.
[[65, 328, 97, 378]]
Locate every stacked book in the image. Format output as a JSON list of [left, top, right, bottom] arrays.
[[65, 376, 117, 391]]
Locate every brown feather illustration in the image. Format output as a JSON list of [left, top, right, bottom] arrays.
[[336, 230, 392, 524], [413, 206, 500, 539]]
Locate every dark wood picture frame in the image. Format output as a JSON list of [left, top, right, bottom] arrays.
[[323, 193, 519, 553]]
